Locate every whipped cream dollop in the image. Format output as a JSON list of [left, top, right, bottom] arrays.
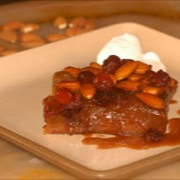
[[97, 33, 166, 72]]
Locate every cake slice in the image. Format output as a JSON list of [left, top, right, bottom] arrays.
[[43, 55, 177, 143]]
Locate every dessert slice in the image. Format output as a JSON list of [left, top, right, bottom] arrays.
[[43, 55, 177, 144]]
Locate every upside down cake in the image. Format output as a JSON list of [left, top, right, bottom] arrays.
[[43, 55, 178, 148]]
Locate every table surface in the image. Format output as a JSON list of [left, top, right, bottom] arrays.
[[0, 1, 180, 179]]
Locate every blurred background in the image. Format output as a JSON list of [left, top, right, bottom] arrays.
[[0, 0, 179, 56]]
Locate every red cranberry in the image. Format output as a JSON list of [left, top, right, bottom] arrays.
[[154, 70, 171, 87], [77, 71, 95, 84], [94, 73, 114, 91], [66, 94, 82, 110], [102, 55, 121, 74], [43, 96, 65, 118], [142, 70, 157, 85], [55, 88, 75, 104]]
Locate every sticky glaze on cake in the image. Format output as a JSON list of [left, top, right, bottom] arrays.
[[43, 55, 178, 148]]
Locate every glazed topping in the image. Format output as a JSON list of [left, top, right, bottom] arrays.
[[44, 55, 177, 117], [55, 88, 75, 104], [102, 55, 121, 74], [77, 71, 95, 84], [94, 73, 114, 91]]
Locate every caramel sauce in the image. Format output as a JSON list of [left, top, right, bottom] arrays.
[[83, 118, 180, 149]]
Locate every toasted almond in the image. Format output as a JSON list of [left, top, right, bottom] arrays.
[[0, 30, 18, 43], [20, 23, 40, 33], [46, 33, 67, 42], [81, 67, 101, 75], [135, 92, 165, 109], [128, 73, 143, 81], [53, 16, 68, 29], [63, 66, 80, 77], [53, 71, 75, 85], [69, 16, 86, 28], [142, 86, 162, 95], [114, 61, 139, 81], [65, 27, 78, 37], [85, 19, 96, 30], [116, 80, 140, 91], [135, 62, 151, 74], [20, 33, 42, 42], [90, 62, 102, 69], [57, 81, 80, 91], [109, 74, 117, 85], [3, 21, 24, 30], [52, 71, 75, 95], [80, 83, 96, 99]]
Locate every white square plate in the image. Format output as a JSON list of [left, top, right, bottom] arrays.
[[0, 22, 180, 179]]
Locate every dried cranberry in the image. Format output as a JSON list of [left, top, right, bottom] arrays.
[[142, 70, 171, 87], [94, 90, 112, 105], [102, 55, 121, 74], [112, 88, 127, 106], [94, 73, 114, 91], [66, 94, 82, 110], [154, 70, 171, 87], [53, 71, 75, 85], [77, 71, 95, 84], [55, 88, 75, 104], [141, 70, 157, 85], [43, 96, 65, 118]]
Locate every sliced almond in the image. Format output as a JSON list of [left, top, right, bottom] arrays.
[[142, 86, 162, 95], [109, 74, 117, 85], [3, 21, 24, 30], [81, 66, 101, 75], [65, 27, 78, 37], [170, 78, 177, 88], [90, 62, 102, 69], [20, 33, 42, 42], [114, 61, 139, 81], [57, 81, 80, 91], [135, 62, 151, 74], [63, 66, 80, 78], [85, 19, 96, 30], [80, 83, 96, 99], [128, 73, 143, 81], [135, 92, 165, 109], [53, 16, 68, 29], [69, 16, 86, 28], [0, 30, 18, 43], [20, 23, 40, 33], [116, 80, 140, 91]]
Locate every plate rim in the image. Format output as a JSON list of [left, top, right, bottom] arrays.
[[0, 126, 180, 179], [0, 21, 180, 179]]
